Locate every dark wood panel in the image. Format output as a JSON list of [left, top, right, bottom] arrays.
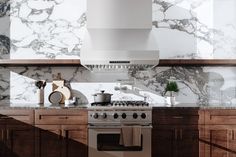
[[0, 59, 236, 66], [158, 59, 236, 66], [152, 108, 203, 125], [62, 125, 88, 157], [6, 125, 35, 157], [35, 125, 63, 157], [0, 59, 81, 66]]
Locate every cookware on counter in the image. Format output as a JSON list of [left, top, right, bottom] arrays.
[[48, 91, 63, 104], [92, 90, 113, 103]]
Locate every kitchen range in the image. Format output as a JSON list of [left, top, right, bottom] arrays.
[[88, 101, 152, 157]]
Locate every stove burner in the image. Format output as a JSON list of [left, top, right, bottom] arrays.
[[91, 102, 112, 106], [91, 101, 149, 107]]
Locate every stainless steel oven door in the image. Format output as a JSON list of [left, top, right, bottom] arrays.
[[88, 125, 152, 157]]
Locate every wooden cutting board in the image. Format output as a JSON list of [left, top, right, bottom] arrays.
[[52, 80, 71, 103]]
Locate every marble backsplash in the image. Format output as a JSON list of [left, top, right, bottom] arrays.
[[0, 0, 236, 106], [0, 0, 236, 59], [0, 66, 235, 106]]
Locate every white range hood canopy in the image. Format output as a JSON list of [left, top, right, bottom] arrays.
[[80, 0, 159, 72]]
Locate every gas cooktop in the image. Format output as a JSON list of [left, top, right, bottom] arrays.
[[91, 101, 149, 107]]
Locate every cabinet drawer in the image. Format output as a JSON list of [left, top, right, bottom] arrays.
[[35, 109, 88, 125], [153, 108, 203, 125], [205, 110, 236, 124], [0, 110, 34, 125]]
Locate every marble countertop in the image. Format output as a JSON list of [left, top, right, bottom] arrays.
[[0, 102, 236, 109], [0, 103, 88, 109], [151, 103, 236, 109]]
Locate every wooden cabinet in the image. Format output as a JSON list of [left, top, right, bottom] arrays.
[[0, 110, 35, 157], [0, 109, 88, 157], [35, 125, 63, 157], [35, 109, 88, 157], [5, 125, 35, 157], [203, 110, 236, 157], [0, 124, 5, 157], [152, 108, 204, 157], [62, 125, 88, 157]]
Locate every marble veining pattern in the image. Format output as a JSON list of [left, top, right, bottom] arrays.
[[10, 0, 86, 59], [0, 0, 233, 59], [0, 66, 235, 107], [0, 0, 10, 59], [153, 0, 236, 59]]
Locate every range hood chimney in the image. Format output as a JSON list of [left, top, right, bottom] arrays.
[[80, 0, 159, 72]]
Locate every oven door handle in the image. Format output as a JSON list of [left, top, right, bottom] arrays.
[[88, 125, 153, 129]]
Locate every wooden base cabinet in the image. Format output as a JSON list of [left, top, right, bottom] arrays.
[[152, 108, 204, 157], [203, 125, 236, 157], [35, 109, 88, 157], [0, 110, 35, 157], [62, 125, 88, 157], [5, 125, 35, 157], [203, 110, 236, 157], [35, 125, 63, 157], [153, 125, 200, 157], [0, 109, 88, 157]]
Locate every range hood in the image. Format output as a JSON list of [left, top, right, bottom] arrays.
[[80, 0, 159, 72]]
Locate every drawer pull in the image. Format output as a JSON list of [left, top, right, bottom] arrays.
[[6, 129, 9, 140], [172, 116, 184, 119], [58, 116, 68, 119], [1, 130, 4, 140], [174, 129, 178, 140], [180, 129, 183, 140]]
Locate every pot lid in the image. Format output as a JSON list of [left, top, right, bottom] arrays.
[[94, 90, 113, 95]]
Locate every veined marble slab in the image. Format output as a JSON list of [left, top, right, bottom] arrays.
[[2, 0, 234, 59], [0, 66, 235, 107]]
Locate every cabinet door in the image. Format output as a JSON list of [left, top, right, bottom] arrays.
[[62, 125, 88, 157], [152, 125, 176, 157], [5, 125, 35, 157], [35, 125, 63, 157], [204, 125, 236, 157], [0, 125, 6, 157], [175, 125, 200, 157]]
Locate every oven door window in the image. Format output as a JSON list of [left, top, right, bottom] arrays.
[[97, 134, 143, 151]]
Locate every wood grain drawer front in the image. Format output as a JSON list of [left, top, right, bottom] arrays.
[[205, 110, 236, 124], [0, 110, 34, 125], [153, 109, 202, 125], [62, 125, 88, 145], [35, 109, 88, 125]]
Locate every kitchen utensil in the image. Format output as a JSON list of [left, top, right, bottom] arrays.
[[54, 86, 71, 103], [37, 89, 44, 104], [48, 91, 63, 104], [92, 90, 113, 103], [52, 80, 64, 91], [35, 81, 43, 89], [42, 81, 47, 89]]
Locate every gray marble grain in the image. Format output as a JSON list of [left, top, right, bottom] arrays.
[[0, 66, 235, 107]]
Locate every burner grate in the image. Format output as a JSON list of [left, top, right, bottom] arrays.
[[91, 101, 149, 107]]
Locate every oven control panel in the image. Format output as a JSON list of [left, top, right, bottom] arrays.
[[88, 110, 152, 124]]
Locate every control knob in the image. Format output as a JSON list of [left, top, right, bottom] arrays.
[[133, 113, 138, 119], [92, 113, 99, 119], [113, 113, 119, 119], [101, 113, 107, 119], [141, 113, 146, 119], [122, 113, 127, 119]]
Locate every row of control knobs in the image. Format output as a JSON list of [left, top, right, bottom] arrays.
[[92, 113, 146, 119]]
